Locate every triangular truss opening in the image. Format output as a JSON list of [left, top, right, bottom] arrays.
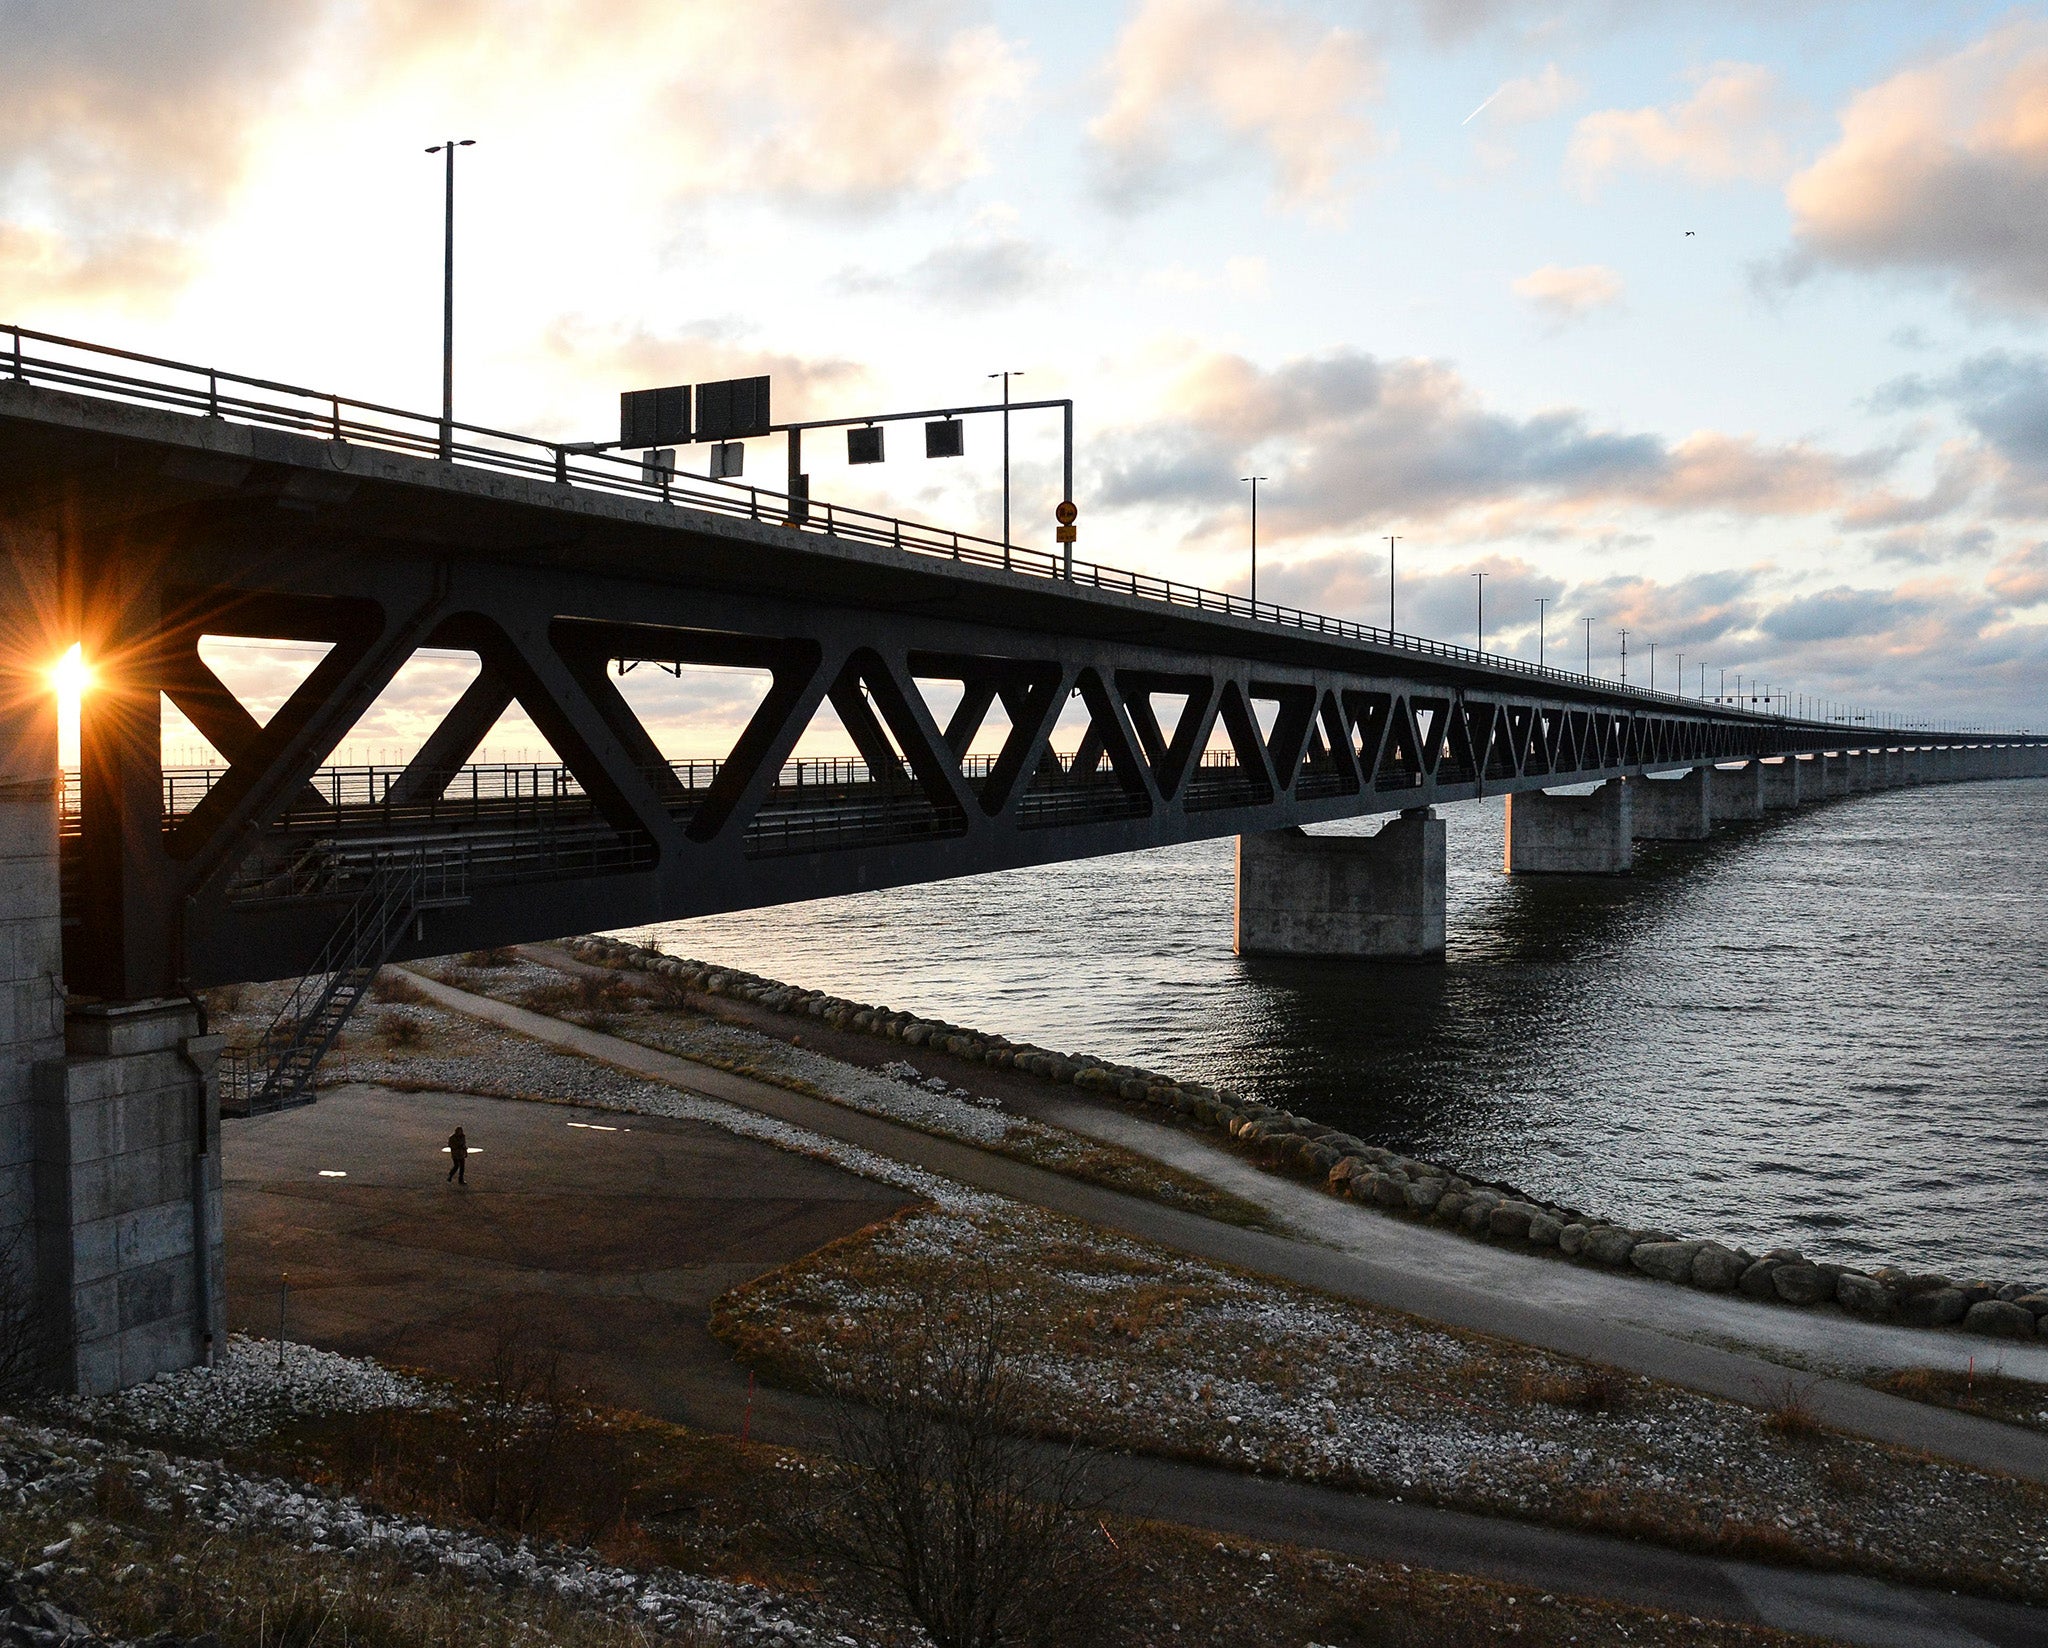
[[743, 652, 968, 857], [1249, 683, 1316, 790], [1523, 709, 1553, 777], [193, 635, 335, 730], [1372, 696, 1426, 793], [909, 653, 1061, 815], [1481, 704, 1517, 781], [1114, 671, 1213, 800], [1018, 669, 1150, 830], [1294, 691, 1361, 800], [1185, 682, 1275, 812]]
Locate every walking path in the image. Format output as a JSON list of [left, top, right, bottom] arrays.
[[397, 970, 2048, 1647]]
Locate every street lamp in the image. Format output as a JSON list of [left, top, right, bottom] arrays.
[[1535, 596, 1548, 666], [1582, 617, 1592, 676], [1240, 475, 1267, 607], [1472, 570, 1486, 653], [988, 370, 1023, 552], [1648, 641, 1656, 694], [1617, 628, 1629, 685], [424, 138, 475, 461], [1385, 535, 1401, 632]]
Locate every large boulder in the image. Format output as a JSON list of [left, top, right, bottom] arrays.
[[1737, 1260, 1782, 1301], [1899, 1287, 1969, 1327], [1690, 1243, 1749, 1292], [1771, 1262, 1832, 1306], [1557, 1223, 1591, 1258], [1433, 1191, 1469, 1226], [1963, 1300, 2037, 1339], [1630, 1241, 1705, 1284], [1405, 1178, 1446, 1214], [2013, 1292, 2048, 1320], [1581, 1227, 1640, 1267], [1526, 1212, 1564, 1247], [1487, 1202, 1540, 1240], [1835, 1273, 1897, 1320]]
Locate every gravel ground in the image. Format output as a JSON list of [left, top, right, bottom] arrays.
[[716, 1202, 2048, 1604], [29, 1339, 874, 1646]]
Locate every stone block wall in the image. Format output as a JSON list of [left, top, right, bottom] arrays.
[[34, 1000, 223, 1395]]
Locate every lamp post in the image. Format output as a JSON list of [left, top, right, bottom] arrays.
[[1648, 641, 1656, 694], [988, 370, 1022, 554], [1472, 570, 1486, 653], [1240, 475, 1267, 607], [1582, 617, 1592, 676], [424, 138, 475, 462], [1675, 650, 1683, 698], [1617, 628, 1629, 684], [1385, 535, 1401, 632], [1535, 596, 1548, 666]]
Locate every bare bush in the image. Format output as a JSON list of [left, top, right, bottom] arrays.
[[383, 1013, 426, 1050], [457, 1314, 635, 1543], [460, 947, 521, 969], [812, 1274, 1121, 1648], [1762, 1376, 1827, 1440], [369, 970, 425, 1005]]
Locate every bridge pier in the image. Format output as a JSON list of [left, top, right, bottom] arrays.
[[1627, 769, 1711, 840], [1709, 761, 1766, 823], [1505, 782, 1632, 874], [1760, 758, 1806, 809], [1235, 812, 1446, 960]]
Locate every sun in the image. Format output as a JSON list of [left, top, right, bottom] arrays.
[[50, 643, 92, 701]]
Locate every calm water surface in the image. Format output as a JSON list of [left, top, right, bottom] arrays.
[[628, 778, 2048, 1275]]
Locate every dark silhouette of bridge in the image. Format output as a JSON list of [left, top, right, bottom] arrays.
[[2, 325, 2041, 1391]]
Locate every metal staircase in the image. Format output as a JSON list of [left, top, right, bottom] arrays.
[[221, 848, 469, 1116]]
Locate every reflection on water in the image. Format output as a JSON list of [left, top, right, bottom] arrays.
[[628, 778, 2048, 1274]]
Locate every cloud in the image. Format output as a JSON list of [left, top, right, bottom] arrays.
[[1091, 346, 1880, 534], [539, 318, 873, 422], [1787, 20, 2048, 311], [650, 0, 1029, 212], [1470, 63, 1583, 126], [1569, 62, 1791, 187], [1988, 542, 2048, 606], [1089, 0, 1380, 214], [0, 0, 324, 304], [1873, 351, 2048, 510], [841, 234, 1059, 308], [1512, 263, 1624, 322]]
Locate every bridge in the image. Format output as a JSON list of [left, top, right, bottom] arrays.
[[1, 324, 2042, 1392]]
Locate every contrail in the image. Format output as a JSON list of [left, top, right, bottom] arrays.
[[1462, 85, 1504, 125]]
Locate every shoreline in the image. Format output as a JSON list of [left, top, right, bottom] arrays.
[[567, 933, 2048, 1350]]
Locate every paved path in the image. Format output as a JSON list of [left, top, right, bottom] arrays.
[[407, 968, 2048, 1485], [396, 970, 2048, 1647]]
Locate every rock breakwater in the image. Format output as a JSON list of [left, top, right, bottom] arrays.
[[567, 936, 2048, 1343]]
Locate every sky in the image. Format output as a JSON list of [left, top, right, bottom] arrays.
[[11, 0, 2048, 764]]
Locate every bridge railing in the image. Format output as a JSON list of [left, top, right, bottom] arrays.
[[10, 321, 1953, 731]]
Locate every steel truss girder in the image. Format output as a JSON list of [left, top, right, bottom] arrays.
[[59, 508, 1985, 992]]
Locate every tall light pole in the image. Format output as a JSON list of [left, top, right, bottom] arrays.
[[425, 138, 475, 461], [1240, 475, 1267, 607], [1582, 617, 1592, 676], [1472, 570, 1486, 653], [989, 370, 1022, 555], [1675, 650, 1683, 697], [1648, 640, 1656, 693], [1617, 628, 1629, 684], [1385, 535, 1401, 632], [1535, 596, 1548, 666]]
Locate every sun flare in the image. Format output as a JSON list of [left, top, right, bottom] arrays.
[[50, 643, 91, 702]]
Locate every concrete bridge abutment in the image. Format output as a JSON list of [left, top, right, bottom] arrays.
[[1505, 781, 1632, 874], [1709, 761, 1766, 823], [1235, 811, 1446, 960], [1760, 758, 1808, 809], [1627, 769, 1712, 840], [1, 551, 223, 1396]]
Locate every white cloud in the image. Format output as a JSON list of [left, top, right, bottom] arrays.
[[1786, 19, 2048, 311], [1569, 62, 1791, 187], [1512, 263, 1624, 322], [1090, 0, 1380, 215], [1469, 63, 1583, 127]]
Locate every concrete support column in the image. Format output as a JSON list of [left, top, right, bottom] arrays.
[[1847, 751, 1875, 792], [1822, 753, 1851, 798], [1505, 782, 1632, 874], [0, 623, 66, 1393], [1709, 761, 1766, 823], [1235, 811, 1446, 959], [34, 1001, 223, 1394], [1628, 769, 1711, 840], [1759, 758, 1804, 809]]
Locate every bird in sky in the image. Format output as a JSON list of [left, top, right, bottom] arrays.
[[1686, 230, 1696, 236]]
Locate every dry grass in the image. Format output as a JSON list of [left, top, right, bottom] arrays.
[[1875, 1366, 2048, 1434], [1760, 1378, 1827, 1441], [712, 1203, 2048, 1605]]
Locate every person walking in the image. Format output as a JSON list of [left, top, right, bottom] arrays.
[[446, 1126, 468, 1185]]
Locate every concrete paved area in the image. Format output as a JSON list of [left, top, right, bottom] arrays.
[[224, 1084, 912, 1425], [403, 967, 2048, 1488], [224, 1006, 2048, 1648]]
